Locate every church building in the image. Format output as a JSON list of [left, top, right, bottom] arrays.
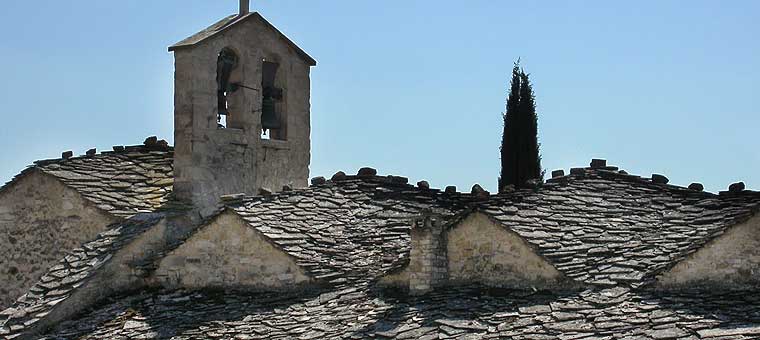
[[3, 2, 760, 339]]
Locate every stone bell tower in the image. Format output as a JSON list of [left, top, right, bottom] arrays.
[[169, 1, 316, 217]]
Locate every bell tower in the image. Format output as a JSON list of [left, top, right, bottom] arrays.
[[169, 1, 316, 217]]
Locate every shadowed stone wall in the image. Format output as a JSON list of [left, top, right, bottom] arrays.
[[153, 210, 311, 290], [173, 15, 312, 218], [0, 170, 116, 309], [657, 214, 760, 289]]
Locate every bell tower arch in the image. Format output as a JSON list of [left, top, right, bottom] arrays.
[[169, 2, 316, 217]]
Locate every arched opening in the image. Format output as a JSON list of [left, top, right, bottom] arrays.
[[216, 47, 240, 129], [261, 57, 286, 140]]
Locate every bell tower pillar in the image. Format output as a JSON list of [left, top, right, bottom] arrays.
[[169, 3, 316, 217]]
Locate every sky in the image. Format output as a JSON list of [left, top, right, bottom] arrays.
[[0, 1, 758, 194]]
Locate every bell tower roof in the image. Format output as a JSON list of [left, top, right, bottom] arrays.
[[168, 12, 316, 67]]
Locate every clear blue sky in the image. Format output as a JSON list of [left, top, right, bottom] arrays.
[[1, 1, 758, 193]]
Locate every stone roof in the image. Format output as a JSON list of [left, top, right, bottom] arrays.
[[481, 168, 760, 288], [0, 214, 164, 339], [168, 12, 317, 66], [5, 165, 760, 339], [226, 174, 474, 283], [227, 167, 760, 289], [34, 285, 760, 339], [1, 142, 174, 219]]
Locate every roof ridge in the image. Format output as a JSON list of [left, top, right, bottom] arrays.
[[0, 136, 176, 219], [168, 12, 316, 66], [32, 137, 173, 168], [224, 168, 477, 206], [546, 159, 719, 196]]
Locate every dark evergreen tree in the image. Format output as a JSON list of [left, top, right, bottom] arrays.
[[498, 60, 543, 191]]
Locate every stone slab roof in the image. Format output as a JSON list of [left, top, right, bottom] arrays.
[[224, 168, 760, 289], [481, 168, 760, 288], [168, 12, 317, 66], [34, 285, 760, 339], [226, 174, 474, 283], [1, 143, 174, 219], [6, 165, 760, 339], [0, 214, 164, 339]]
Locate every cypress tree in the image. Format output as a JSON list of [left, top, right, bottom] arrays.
[[498, 60, 543, 191]]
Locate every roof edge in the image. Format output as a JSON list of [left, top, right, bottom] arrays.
[[168, 12, 317, 66], [646, 203, 760, 286]]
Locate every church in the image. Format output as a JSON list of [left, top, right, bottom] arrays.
[[3, 2, 760, 339]]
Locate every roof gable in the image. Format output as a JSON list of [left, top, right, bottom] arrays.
[[0, 214, 165, 338], [226, 175, 472, 284], [446, 211, 568, 289], [7, 159, 758, 293], [480, 168, 760, 288], [153, 210, 313, 290], [656, 212, 760, 288], [1, 143, 174, 219], [221, 167, 760, 290], [169, 12, 317, 66], [6, 166, 760, 338]]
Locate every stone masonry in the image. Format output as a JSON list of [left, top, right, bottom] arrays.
[[170, 13, 315, 218], [407, 212, 449, 295], [0, 214, 168, 338], [6, 3, 760, 338], [656, 213, 760, 289], [153, 210, 312, 290], [4, 165, 760, 339], [0, 143, 173, 310], [0, 170, 116, 309], [446, 212, 564, 289], [386, 211, 565, 294]]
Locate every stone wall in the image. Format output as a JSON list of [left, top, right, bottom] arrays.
[[380, 212, 564, 292], [405, 215, 448, 295], [173, 15, 312, 218], [656, 214, 760, 289], [447, 212, 563, 289], [0, 170, 116, 309], [21, 217, 169, 338], [153, 210, 312, 290]]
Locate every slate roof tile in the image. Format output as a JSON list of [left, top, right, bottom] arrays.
[[218, 169, 760, 290], [6, 164, 760, 339], [0, 214, 164, 338], [28, 285, 760, 340], [1, 144, 173, 219], [481, 169, 760, 288], [225, 175, 474, 283]]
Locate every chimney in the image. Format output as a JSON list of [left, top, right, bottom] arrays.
[[408, 211, 448, 295], [239, 0, 250, 15]]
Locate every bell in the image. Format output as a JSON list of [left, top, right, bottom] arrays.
[[261, 97, 280, 130]]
